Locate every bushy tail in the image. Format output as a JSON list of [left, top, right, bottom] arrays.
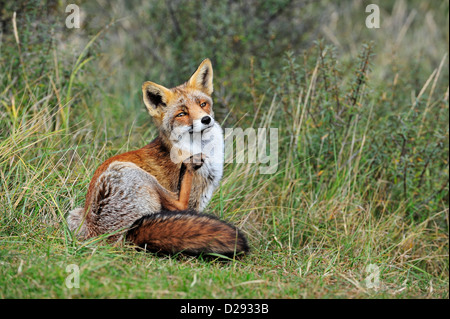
[[126, 210, 249, 257]]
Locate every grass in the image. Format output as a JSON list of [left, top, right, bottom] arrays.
[[2, 226, 447, 299], [0, 0, 448, 299]]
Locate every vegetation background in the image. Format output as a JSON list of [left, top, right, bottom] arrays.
[[0, 0, 448, 298]]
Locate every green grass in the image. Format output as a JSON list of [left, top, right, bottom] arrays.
[[0, 0, 448, 298], [1, 234, 447, 298]]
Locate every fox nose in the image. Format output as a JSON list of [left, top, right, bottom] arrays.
[[201, 116, 211, 125]]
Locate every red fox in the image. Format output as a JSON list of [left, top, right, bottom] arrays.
[[67, 59, 249, 257]]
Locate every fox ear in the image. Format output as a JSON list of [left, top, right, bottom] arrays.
[[187, 59, 213, 96], [142, 81, 172, 116]]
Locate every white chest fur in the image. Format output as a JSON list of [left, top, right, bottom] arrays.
[[197, 124, 224, 210], [172, 123, 224, 211]]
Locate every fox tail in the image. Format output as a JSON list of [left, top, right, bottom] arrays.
[[126, 210, 249, 257]]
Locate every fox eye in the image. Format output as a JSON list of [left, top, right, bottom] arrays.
[[176, 112, 187, 117], [200, 102, 207, 108]]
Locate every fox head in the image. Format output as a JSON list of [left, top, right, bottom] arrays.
[[142, 59, 215, 142]]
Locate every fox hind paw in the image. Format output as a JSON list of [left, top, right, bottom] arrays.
[[184, 153, 206, 171]]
